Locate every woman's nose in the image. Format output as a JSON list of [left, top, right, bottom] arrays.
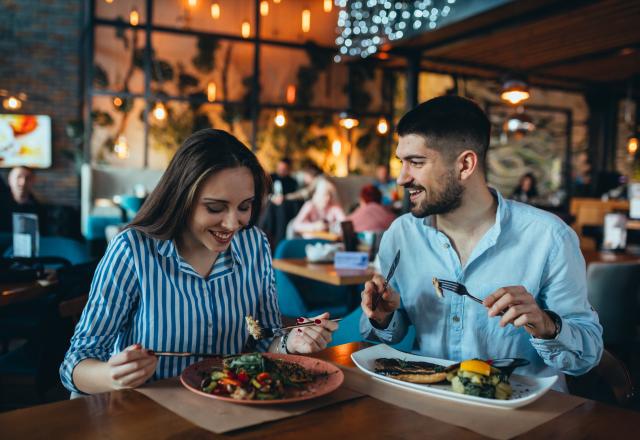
[[222, 211, 241, 230]]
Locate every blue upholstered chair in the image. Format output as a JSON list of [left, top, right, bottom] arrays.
[[4, 236, 91, 266], [328, 306, 416, 352], [274, 239, 355, 319]]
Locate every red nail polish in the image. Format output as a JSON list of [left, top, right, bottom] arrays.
[[296, 317, 304, 323], [314, 319, 321, 324], [147, 350, 155, 356], [297, 328, 303, 333]]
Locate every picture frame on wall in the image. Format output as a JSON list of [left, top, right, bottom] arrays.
[[0, 114, 52, 168]]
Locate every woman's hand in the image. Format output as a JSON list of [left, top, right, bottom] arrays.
[[106, 343, 158, 390], [286, 312, 339, 353]]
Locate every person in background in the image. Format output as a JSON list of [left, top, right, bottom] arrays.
[[0, 166, 46, 233], [347, 184, 396, 233], [511, 172, 539, 203], [373, 164, 398, 207], [290, 178, 346, 237], [272, 161, 326, 205], [60, 129, 337, 395], [360, 96, 602, 389], [270, 158, 298, 197]]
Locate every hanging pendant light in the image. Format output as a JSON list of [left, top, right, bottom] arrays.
[[286, 84, 296, 104], [301, 8, 311, 33], [503, 108, 535, 136], [207, 81, 217, 102], [260, 1, 269, 17], [274, 109, 286, 127], [241, 21, 251, 39], [129, 7, 140, 26], [2, 95, 22, 110], [500, 74, 530, 105], [152, 102, 167, 120], [331, 139, 342, 156], [376, 117, 389, 135], [210, 2, 220, 19], [114, 135, 130, 159], [628, 134, 639, 156], [339, 111, 359, 129], [324, 0, 332, 13]]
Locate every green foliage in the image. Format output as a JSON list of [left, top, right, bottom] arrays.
[[152, 60, 174, 83], [91, 110, 114, 127], [192, 36, 220, 73], [94, 64, 109, 88]]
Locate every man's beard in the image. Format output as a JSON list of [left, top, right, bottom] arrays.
[[407, 170, 464, 218]]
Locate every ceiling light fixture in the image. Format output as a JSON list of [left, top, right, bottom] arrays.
[[500, 75, 530, 105]]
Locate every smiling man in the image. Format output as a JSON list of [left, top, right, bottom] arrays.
[[359, 96, 603, 390]]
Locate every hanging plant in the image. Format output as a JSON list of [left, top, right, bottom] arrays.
[[192, 36, 220, 73]]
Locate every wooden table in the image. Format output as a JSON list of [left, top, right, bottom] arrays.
[[1, 342, 638, 439], [0, 280, 56, 307], [273, 258, 374, 286], [582, 249, 640, 266]]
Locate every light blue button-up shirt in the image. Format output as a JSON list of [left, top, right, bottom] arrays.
[[361, 189, 603, 388]]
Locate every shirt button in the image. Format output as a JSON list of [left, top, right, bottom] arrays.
[[443, 243, 450, 249], [452, 316, 460, 323], [208, 323, 213, 328]]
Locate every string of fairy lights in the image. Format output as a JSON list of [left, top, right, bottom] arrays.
[[334, 0, 457, 61]]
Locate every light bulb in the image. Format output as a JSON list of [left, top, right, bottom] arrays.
[[324, 0, 332, 12], [114, 135, 130, 159], [113, 97, 123, 107], [152, 102, 166, 120], [302, 9, 311, 33], [332, 139, 342, 156], [501, 90, 530, 105], [274, 109, 286, 127], [2, 96, 22, 110], [241, 21, 251, 38], [187, 0, 197, 8], [286, 84, 296, 104], [207, 82, 217, 102], [210, 3, 220, 19], [628, 136, 639, 156], [377, 117, 389, 135], [129, 7, 139, 26], [260, 1, 269, 16]]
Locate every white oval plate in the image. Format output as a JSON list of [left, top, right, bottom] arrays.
[[351, 344, 558, 410]]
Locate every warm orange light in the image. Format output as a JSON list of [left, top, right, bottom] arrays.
[[377, 117, 389, 135], [210, 3, 220, 19], [273, 0, 281, 3], [187, 0, 197, 8], [628, 136, 639, 156], [152, 102, 167, 120], [104, 0, 114, 3], [113, 97, 123, 107], [339, 114, 359, 130], [302, 9, 311, 33], [129, 7, 140, 26], [286, 84, 296, 104], [324, 0, 332, 13], [207, 82, 217, 102], [241, 21, 251, 38], [501, 90, 530, 105], [114, 135, 130, 159], [2, 96, 22, 110], [274, 108, 286, 127], [331, 139, 342, 156], [378, 52, 390, 60], [260, 1, 269, 16]]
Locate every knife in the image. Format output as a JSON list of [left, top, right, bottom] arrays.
[[372, 249, 400, 311]]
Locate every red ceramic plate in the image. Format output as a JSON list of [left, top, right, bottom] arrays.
[[180, 353, 344, 405]]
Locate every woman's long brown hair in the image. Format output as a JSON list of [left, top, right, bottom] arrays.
[[129, 129, 269, 240]]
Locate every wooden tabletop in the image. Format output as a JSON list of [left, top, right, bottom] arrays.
[[582, 249, 640, 266], [1, 342, 638, 439], [0, 279, 56, 307], [273, 258, 374, 286]]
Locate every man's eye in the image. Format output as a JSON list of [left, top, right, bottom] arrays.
[[410, 161, 424, 167]]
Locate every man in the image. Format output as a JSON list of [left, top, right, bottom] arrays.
[[373, 164, 397, 207], [360, 96, 602, 390], [1, 166, 45, 233], [270, 158, 298, 196]]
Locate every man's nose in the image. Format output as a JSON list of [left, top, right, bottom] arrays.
[[396, 164, 412, 187]]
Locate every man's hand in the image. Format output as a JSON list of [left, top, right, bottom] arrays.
[[483, 286, 557, 339], [361, 274, 401, 328]]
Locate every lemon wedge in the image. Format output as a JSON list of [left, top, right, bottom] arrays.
[[459, 359, 491, 376]]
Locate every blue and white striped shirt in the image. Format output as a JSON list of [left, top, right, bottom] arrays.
[[60, 226, 281, 394]]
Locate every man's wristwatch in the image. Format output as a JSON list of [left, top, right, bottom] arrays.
[[544, 309, 562, 339]]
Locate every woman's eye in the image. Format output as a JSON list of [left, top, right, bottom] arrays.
[[238, 204, 252, 212], [206, 206, 224, 214]]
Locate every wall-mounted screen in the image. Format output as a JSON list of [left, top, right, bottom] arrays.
[[0, 114, 52, 168]]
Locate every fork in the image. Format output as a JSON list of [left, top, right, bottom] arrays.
[[434, 278, 535, 328]]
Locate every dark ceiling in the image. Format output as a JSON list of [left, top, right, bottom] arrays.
[[385, 0, 640, 93]]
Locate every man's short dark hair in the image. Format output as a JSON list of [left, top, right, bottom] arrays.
[[279, 158, 292, 166], [396, 95, 490, 169]]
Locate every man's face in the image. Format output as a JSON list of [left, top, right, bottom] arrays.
[[396, 134, 464, 218], [276, 161, 289, 177], [375, 165, 388, 182]]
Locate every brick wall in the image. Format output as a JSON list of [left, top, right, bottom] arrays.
[[0, 0, 83, 207]]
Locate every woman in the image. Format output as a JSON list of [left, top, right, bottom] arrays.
[[347, 184, 395, 233], [290, 178, 346, 237], [60, 129, 338, 395], [511, 172, 539, 203]]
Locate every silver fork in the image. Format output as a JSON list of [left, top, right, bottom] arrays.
[[435, 278, 535, 328]]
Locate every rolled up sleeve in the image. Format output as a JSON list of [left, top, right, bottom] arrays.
[[530, 227, 603, 375]]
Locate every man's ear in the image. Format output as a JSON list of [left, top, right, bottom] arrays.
[[457, 150, 478, 181]]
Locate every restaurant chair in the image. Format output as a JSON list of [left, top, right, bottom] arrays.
[[328, 306, 416, 352], [274, 238, 354, 318], [566, 349, 636, 407], [586, 262, 640, 360]]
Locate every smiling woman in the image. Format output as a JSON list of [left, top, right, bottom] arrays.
[[60, 129, 339, 396]]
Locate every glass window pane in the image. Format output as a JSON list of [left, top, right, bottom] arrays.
[[94, 24, 145, 95], [96, 0, 146, 25]]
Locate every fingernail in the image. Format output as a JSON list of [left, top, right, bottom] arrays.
[[314, 319, 321, 324], [147, 350, 155, 355], [297, 328, 303, 333], [296, 317, 304, 323]]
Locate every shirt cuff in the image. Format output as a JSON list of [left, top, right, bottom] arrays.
[[529, 317, 571, 352], [368, 311, 400, 341]]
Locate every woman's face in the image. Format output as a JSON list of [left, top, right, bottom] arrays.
[[186, 166, 255, 253]]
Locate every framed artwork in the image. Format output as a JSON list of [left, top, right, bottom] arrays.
[[0, 114, 52, 168]]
